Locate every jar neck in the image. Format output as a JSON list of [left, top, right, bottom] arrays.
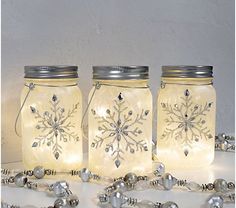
[[24, 78, 79, 86], [161, 77, 213, 85], [93, 79, 149, 88]]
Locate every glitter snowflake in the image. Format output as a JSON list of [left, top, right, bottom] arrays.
[[30, 94, 79, 159], [160, 89, 213, 156], [91, 93, 149, 168]]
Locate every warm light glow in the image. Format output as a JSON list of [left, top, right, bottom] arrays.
[[157, 78, 216, 169], [88, 80, 153, 177], [21, 79, 83, 170]]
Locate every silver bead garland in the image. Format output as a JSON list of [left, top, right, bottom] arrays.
[[1, 133, 235, 208]]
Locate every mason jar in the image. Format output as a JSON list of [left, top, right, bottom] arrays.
[[88, 66, 152, 177], [157, 66, 216, 169], [21, 66, 83, 170]]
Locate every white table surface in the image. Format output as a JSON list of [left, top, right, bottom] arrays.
[[1, 151, 235, 208]]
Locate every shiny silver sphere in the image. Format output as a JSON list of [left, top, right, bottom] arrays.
[[33, 166, 45, 179], [214, 179, 228, 192], [14, 172, 28, 187], [124, 173, 138, 185]]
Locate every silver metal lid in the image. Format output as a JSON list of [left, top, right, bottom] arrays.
[[162, 65, 213, 78], [93, 66, 149, 80], [24, 65, 78, 79]]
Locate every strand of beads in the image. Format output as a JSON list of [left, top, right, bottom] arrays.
[[215, 133, 235, 152], [1, 167, 112, 184], [98, 191, 179, 208], [150, 173, 235, 192], [1, 173, 79, 208]]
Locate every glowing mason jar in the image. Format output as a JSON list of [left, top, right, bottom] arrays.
[[157, 66, 216, 169], [21, 66, 83, 170], [88, 66, 152, 177]]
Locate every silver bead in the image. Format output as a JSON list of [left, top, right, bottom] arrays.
[[207, 195, 223, 208], [98, 193, 109, 204], [52, 181, 69, 197], [227, 182, 235, 189], [124, 173, 138, 185], [161, 201, 179, 208], [114, 180, 127, 192], [26, 181, 37, 190], [79, 168, 91, 182], [14, 173, 28, 187], [159, 173, 177, 190], [218, 133, 226, 141], [109, 191, 127, 208], [66, 195, 79, 207], [54, 198, 67, 208], [9, 176, 15, 183], [153, 162, 165, 176], [33, 166, 45, 179], [214, 179, 228, 192], [185, 182, 201, 191]]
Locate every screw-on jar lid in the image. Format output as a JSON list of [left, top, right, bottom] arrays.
[[24, 65, 78, 79], [93, 66, 149, 80], [162, 66, 213, 78]]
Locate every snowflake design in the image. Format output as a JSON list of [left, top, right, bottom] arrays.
[[91, 93, 149, 168], [30, 94, 79, 159], [160, 89, 213, 156]]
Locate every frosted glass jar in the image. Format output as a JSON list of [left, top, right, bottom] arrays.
[[157, 66, 216, 169], [88, 66, 152, 177], [21, 66, 83, 170]]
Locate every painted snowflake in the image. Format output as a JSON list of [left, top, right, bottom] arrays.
[[160, 89, 213, 156], [91, 93, 149, 168], [30, 94, 79, 159]]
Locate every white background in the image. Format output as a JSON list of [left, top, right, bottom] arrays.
[[1, 0, 235, 163]]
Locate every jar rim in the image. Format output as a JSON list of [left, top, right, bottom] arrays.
[[24, 65, 78, 79], [92, 66, 149, 80], [162, 65, 213, 78]]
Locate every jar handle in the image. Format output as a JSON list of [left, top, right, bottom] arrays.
[[14, 83, 35, 137], [81, 82, 101, 140]]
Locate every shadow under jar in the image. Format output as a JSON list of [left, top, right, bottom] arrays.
[[157, 66, 216, 169], [88, 66, 153, 177], [21, 66, 83, 170]]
